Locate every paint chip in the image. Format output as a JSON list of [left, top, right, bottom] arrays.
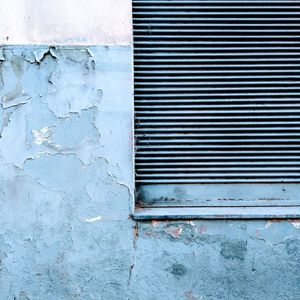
[[32, 127, 52, 145], [85, 216, 102, 223], [290, 220, 300, 229], [34, 48, 50, 63], [164, 226, 183, 238]]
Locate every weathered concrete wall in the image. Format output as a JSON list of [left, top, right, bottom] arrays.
[[0, 1, 299, 299], [0, 45, 299, 300], [0, 45, 135, 299]]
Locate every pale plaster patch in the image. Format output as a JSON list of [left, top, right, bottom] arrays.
[[164, 226, 183, 239], [290, 220, 300, 229], [256, 221, 273, 230], [32, 127, 52, 145], [85, 216, 102, 223]]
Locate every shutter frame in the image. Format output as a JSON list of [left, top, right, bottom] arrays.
[[133, 0, 300, 215]]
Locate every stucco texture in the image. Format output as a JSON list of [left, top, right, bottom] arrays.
[[0, 46, 299, 300]]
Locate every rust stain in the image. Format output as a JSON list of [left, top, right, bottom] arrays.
[[133, 223, 139, 249], [133, 224, 139, 240]]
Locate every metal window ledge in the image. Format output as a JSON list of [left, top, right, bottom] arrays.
[[132, 206, 300, 220]]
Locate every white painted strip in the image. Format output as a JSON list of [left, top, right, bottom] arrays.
[[0, 0, 132, 45]]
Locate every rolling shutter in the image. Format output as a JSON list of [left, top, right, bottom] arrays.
[[133, 0, 300, 207]]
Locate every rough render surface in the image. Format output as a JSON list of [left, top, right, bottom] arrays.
[[133, 220, 300, 300], [0, 46, 299, 300]]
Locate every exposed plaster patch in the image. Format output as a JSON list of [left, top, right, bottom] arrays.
[[85, 216, 102, 223], [0, 102, 30, 168], [33, 48, 49, 63], [2, 95, 31, 109], [86, 48, 95, 58], [0, 110, 13, 137], [251, 235, 275, 247], [188, 221, 196, 227], [2, 88, 31, 109], [44, 48, 103, 118], [0, 48, 5, 61], [290, 220, 300, 229], [256, 221, 273, 230], [164, 226, 183, 239], [32, 127, 52, 145], [49, 47, 59, 60], [33, 47, 58, 63]]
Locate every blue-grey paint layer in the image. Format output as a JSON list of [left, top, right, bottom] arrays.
[[0, 46, 299, 300]]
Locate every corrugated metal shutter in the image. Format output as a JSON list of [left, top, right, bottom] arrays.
[[133, 0, 300, 207]]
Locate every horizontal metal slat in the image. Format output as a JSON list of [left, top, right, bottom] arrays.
[[137, 145, 300, 149], [134, 64, 300, 69], [135, 106, 300, 111], [134, 53, 300, 58], [135, 99, 300, 104], [134, 41, 300, 45], [136, 149, 300, 154], [133, 22, 300, 31], [134, 29, 299, 38], [135, 81, 300, 86], [136, 179, 300, 183], [136, 105, 300, 110], [134, 2, 299, 9], [134, 35, 300, 40], [136, 138, 300, 144], [136, 161, 300, 166], [136, 173, 300, 177], [134, 76, 300, 80], [137, 112, 300, 119], [135, 59, 300, 64], [135, 93, 300, 98], [136, 130, 300, 139], [133, 17, 300, 22], [135, 155, 300, 160], [135, 87, 300, 92], [137, 167, 300, 172], [133, 11, 300, 15], [134, 69, 300, 74], [134, 46, 300, 51], [136, 127, 300, 132]]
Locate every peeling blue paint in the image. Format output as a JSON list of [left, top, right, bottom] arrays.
[[0, 46, 299, 300]]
